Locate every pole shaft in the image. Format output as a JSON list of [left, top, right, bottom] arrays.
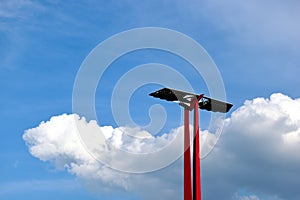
[[184, 108, 192, 200], [193, 99, 201, 200]]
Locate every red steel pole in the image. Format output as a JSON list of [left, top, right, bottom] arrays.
[[184, 108, 192, 200], [193, 99, 201, 200]]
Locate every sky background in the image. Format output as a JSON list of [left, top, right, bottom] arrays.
[[1, 0, 300, 200]]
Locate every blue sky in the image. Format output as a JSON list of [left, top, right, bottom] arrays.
[[1, 0, 300, 200]]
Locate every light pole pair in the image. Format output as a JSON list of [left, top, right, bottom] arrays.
[[150, 88, 232, 200]]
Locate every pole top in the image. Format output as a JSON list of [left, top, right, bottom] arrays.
[[149, 87, 233, 113]]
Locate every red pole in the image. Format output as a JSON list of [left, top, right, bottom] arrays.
[[193, 99, 201, 200], [184, 108, 192, 200]]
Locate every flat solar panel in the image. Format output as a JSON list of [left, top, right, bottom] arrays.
[[149, 88, 178, 101], [149, 87, 233, 113]]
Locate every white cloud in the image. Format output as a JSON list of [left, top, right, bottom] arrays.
[[0, 0, 45, 69], [0, 0, 42, 20], [187, 0, 300, 50], [23, 93, 300, 199], [203, 93, 300, 200], [234, 194, 260, 200], [23, 114, 184, 199]]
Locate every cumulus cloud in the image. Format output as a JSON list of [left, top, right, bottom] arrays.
[[202, 93, 300, 200], [23, 93, 300, 200], [23, 114, 184, 199]]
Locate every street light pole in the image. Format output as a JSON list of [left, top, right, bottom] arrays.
[[184, 107, 192, 200], [149, 87, 233, 200], [192, 97, 201, 200]]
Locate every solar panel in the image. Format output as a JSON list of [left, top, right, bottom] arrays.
[[149, 87, 233, 113], [149, 88, 179, 101]]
